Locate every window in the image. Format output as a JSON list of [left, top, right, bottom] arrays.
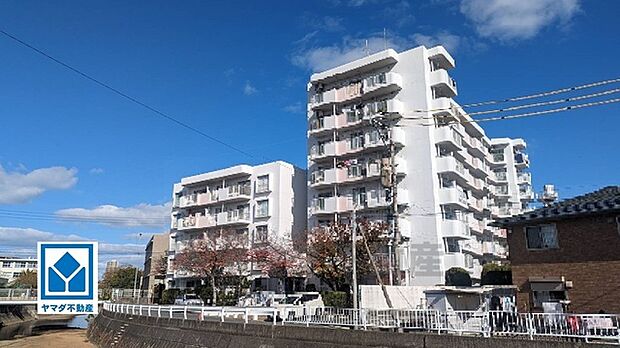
[[256, 200, 269, 218], [368, 129, 381, 145], [445, 238, 460, 253], [350, 132, 365, 149], [1, 261, 11, 268], [13, 272, 21, 278], [348, 163, 364, 178], [352, 187, 367, 206], [465, 254, 474, 268], [532, 289, 566, 308], [256, 175, 269, 193], [255, 225, 268, 243], [525, 224, 558, 249], [27, 262, 36, 268], [14, 262, 26, 268]]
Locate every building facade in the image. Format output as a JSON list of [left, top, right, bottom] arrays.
[[306, 45, 532, 286], [104, 260, 119, 275], [0, 257, 37, 284], [167, 161, 307, 289], [495, 186, 620, 313], [142, 232, 169, 292], [489, 138, 533, 216]]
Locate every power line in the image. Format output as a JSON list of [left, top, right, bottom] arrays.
[[400, 97, 620, 126], [462, 77, 620, 108], [467, 87, 620, 116], [0, 208, 169, 225], [0, 29, 257, 160]]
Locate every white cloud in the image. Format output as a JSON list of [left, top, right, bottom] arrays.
[[291, 35, 408, 72], [243, 81, 258, 95], [89, 168, 104, 175], [283, 102, 304, 114], [0, 165, 78, 204], [411, 31, 463, 53], [55, 202, 171, 228], [0, 226, 147, 275], [460, 0, 580, 41]]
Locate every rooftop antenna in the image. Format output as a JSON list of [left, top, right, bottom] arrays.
[[364, 39, 370, 56], [384, 28, 387, 50]]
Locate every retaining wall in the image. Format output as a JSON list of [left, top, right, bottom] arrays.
[[88, 309, 611, 348]]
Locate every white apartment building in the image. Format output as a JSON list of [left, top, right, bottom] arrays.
[[0, 256, 37, 284], [166, 161, 307, 289], [489, 138, 534, 216], [306, 45, 532, 286]]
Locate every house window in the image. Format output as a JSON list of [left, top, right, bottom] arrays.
[[256, 200, 269, 218], [256, 175, 269, 193], [525, 224, 558, 249], [445, 238, 460, 253], [255, 225, 268, 243]]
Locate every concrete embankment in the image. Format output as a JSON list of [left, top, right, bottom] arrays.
[[89, 309, 609, 348], [0, 305, 74, 340]]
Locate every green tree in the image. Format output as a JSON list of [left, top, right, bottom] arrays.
[[100, 266, 142, 289], [11, 270, 37, 288], [445, 267, 472, 286], [481, 263, 512, 285]]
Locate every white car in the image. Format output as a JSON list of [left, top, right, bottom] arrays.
[[174, 294, 204, 306]]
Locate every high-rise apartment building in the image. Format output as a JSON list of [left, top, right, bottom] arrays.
[[306, 45, 532, 286], [489, 138, 533, 216], [166, 161, 307, 289], [142, 232, 169, 292]]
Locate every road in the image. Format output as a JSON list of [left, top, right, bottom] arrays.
[[0, 329, 93, 348]]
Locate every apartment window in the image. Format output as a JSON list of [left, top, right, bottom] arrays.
[[255, 225, 268, 243], [14, 262, 26, 268], [494, 170, 507, 181], [27, 262, 36, 268], [368, 129, 381, 145], [436, 145, 451, 158], [13, 272, 21, 278], [348, 163, 364, 178], [350, 132, 365, 150], [465, 254, 474, 269], [256, 200, 269, 218], [1, 261, 11, 268], [496, 185, 508, 195], [439, 175, 455, 188], [442, 206, 465, 221], [445, 238, 460, 253], [352, 187, 367, 206], [346, 108, 363, 123], [256, 175, 269, 193], [525, 224, 558, 250]]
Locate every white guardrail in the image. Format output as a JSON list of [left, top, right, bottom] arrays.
[[103, 303, 620, 345]]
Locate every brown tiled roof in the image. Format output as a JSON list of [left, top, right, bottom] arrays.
[[493, 186, 620, 227]]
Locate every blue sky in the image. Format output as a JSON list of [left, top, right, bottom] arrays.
[[0, 0, 618, 269]]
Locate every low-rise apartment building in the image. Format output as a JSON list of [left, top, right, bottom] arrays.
[[142, 232, 169, 293], [306, 45, 532, 286], [167, 161, 307, 289], [494, 186, 620, 313], [0, 256, 37, 284]]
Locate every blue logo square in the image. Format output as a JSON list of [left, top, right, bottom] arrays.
[[39, 243, 94, 300]]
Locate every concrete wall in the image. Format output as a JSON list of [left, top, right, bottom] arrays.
[[89, 309, 608, 348]]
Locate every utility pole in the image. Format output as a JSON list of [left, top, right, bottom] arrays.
[[372, 115, 399, 286], [351, 207, 358, 311], [133, 232, 143, 303], [359, 222, 393, 308]]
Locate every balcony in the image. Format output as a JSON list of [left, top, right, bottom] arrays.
[[435, 126, 463, 151], [514, 153, 530, 168], [176, 213, 216, 230], [363, 72, 402, 96], [365, 190, 390, 209], [443, 253, 467, 270], [310, 167, 346, 187], [428, 46, 455, 70], [309, 196, 348, 215], [365, 99, 404, 118], [334, 81, 363, 103], [462, 240, 482, 256], [218, 185, 251, 202], [310, 89, 336, 109], [439, 187, 468, 209], [217, 209, 250, 225], [341, 163, 380, 184], [467, 217, 485, 234], [308, 113, 345, 135], [491, 153, 505, 164], [429, 69, 457, 98], [309, 141, 338, 160], [517, 172, 531, 184], [436, 156, 467, 181], [519, 186, 534, 200], [482, 241, 495, 255], [468, 197, 485, 213], [441, 219, 470, 239]]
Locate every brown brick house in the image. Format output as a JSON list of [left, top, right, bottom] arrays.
[[494, 186, 620, 313]]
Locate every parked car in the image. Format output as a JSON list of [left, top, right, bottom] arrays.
[[174, 293, 204, 306]]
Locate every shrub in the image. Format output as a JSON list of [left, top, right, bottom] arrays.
[[161, 288, 180, 304], [322, 291, 351, 308], [445, 267, 472, 286], [481, 263, 512, 285]]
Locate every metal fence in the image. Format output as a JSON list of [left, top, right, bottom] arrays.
[[104, 303, 620, 345], [0, 288, 37, 301]]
